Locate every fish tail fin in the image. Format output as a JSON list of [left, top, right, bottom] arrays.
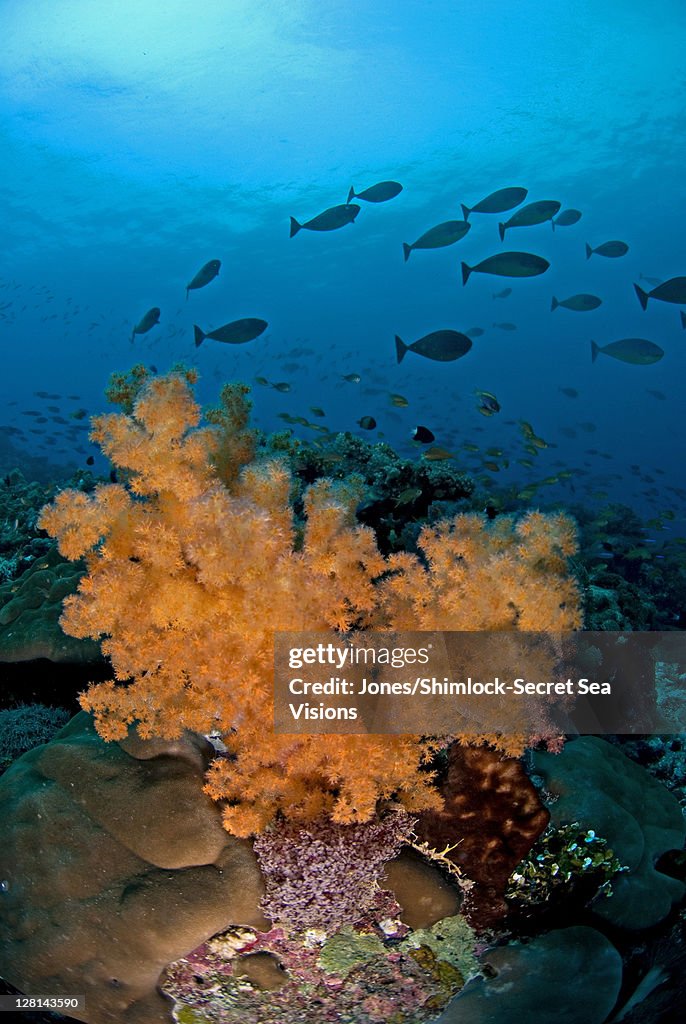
[[289, 217, 301, 238], [461, 262, 472, 286], [498, 222, 506, 242], [402, 242, 412, 262], [634, 283, 649, 310], [681, 310, 686, 330], [585, 243, 593, 260], [193, 325, 205, 348], [551, 296, 558, 311], [347, 186, 356, 203], [395, 335, 408, 364], [590, 340, 601, 363], [461, 204, 471, 221]]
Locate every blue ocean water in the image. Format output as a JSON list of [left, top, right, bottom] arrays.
[[1, 0, 685, 525]]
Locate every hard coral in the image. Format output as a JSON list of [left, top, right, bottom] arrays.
[[38, 371, 582, 837]]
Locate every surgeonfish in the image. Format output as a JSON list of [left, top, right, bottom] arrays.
[[186, 259, 221, 300], [395, 330, 472, 364], [347, 181, 402, 203], [461, 186, 528, 220], [498, 200, 561, 240], [290, 204, 360, 236], [402, 220, 470, 261], [131, 307, 160, 343], [193, 318, 268, 347], [461, 252, 549, 284]]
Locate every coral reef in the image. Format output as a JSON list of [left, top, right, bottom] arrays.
[[0, 712, 267, 1024], [0, 701, 70, 772], [38, 370, 582, 837]]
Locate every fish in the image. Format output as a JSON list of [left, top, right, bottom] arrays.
[[461, 252, 549, 284], [389, 393, 409, 407], [646, 389, 666, 400], [466, 326, 485, 338], [131, 307, 160, 342], [411, 425, 435, 443], [402, 220, 470, 261], [290, 204, 360, 236], [395, 330, 472, 364], [590, 338, 664, 365], [551, 294, 602, 312], [341, 373, 361, 383], [492, 287, 512, 298], [347, 181, 402, 203], [461, 186, 528, 220], [254, 376, 270, 386], [551, 209, 582, 230], [394, 486, 423, 507], [271, 382, 291, 393], [193, 318, 268, 347], [475, 389, 500, 415], [422, 446, 454, 461], [634, 276, 686, 309], [309, 407, 326, 417], [492, 322, 517, 330], [69, 408, 88, 420], [184, 262, 220, 305], [559, 387, 579, 398], [498, 200, 561, 240], [357, 416, 377, 430], [585, 240, 629, 259], [86, 456, 95, 465]]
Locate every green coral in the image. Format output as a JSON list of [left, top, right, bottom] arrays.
[[318, 927, 386, 975]]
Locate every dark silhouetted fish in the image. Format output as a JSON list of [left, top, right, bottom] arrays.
[[591, 338, 664, 365], [347, 181, 402, 203], [290, 204, 360, 237], [411, 425, 435, 443], [194, 318, 268, 347], [585, 240, 629, 259], [402, 220, 470, 261], [357, 416, 376, 430], [551, 209, 582, 231], [466, 326, 485, 338], [634, 276, 686, 309], [492, 287, 512, 298], [131, 307, 160, 343], [461, 252, 549, 284], [551, 294, 602, 312], [395, 330, 472, 364], [186, 259, 221, 300], [492, 322, 517, 330], [498, 200, 560, 240], [461, 187, 527, 220]]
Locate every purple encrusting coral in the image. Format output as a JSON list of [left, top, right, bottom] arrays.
[[253, 810, 417, 931]]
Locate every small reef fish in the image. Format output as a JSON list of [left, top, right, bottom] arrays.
[[551, 294, 602, 312], [411, 425, 435, 443], [357, 416, 377, 430], [498, 200, 561, 240], [475, 389, 501, 415], [341, 373, 361, 383], [389, 393, 409, 407], [394, 486, 423, 507], [347, 181, 402, 203], [551, 209, 582, 230], [402, 220, 470, 261], [290, 204, 360, 236], [131, 307, 160, 343], [186, 259, 221, 300], [193, 318, 268, 347], [395, 330, 472, 364], [585, 240, 629, 259], [271, 382, 291, 392], [634, 276, 686, 309], [492, 322, 517, 330], [462, 252, 549, 284], [591, 338, 664, 365], [466, 326, 485, 338], [422, 446, 454, 461], [461, 186, 528, 220]]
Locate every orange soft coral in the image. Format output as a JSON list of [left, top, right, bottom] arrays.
[[39, 371, 582, 836]]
